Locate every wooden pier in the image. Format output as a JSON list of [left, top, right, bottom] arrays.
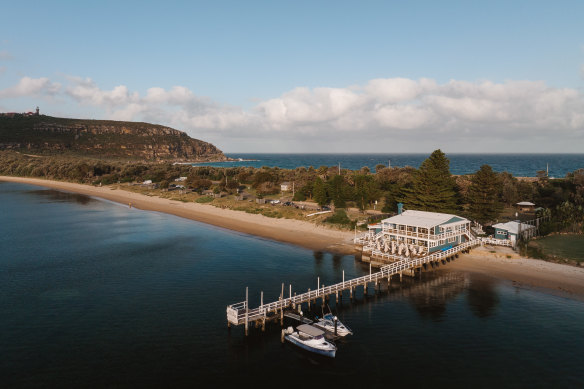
[[226, 239, 480, 334]]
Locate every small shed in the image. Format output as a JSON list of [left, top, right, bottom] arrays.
[[280, 182, 291, 192], [516, 201, 535, 212], [493, 221, 536, 243]]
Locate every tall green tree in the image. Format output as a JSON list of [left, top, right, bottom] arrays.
[[313, 177, 329, 206], [400, 149, 459, 213], [327, 175, 347, 208], [353, 174, 380, 211], [467, 164, 503, 224]]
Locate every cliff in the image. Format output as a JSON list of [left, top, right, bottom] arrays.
[[0, 115, 228, 161]]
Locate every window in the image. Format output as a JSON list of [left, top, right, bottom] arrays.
[[448, 237, 456, 243]]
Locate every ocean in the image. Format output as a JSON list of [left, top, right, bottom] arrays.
[[193, 153, 584, 177], [1, 181, 583, 387]]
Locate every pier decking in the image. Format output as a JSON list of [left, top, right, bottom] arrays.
[[226, 239, 480, 333]]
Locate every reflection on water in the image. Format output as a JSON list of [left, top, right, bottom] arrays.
[[27, 189, 96, 205], [2, 182, 584, 388], [467, 275, 500, 318], [403, 272, 467, 321]]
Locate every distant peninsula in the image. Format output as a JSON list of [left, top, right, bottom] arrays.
[[0, 112, 228, 162]]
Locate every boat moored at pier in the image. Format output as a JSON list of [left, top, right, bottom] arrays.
[[284, 324, 337, 358]]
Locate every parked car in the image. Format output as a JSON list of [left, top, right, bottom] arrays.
[[270, 200, 281, 204], [322, 205, 331, 211]]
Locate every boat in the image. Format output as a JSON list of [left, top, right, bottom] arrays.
[[284, 324, 337, 358], [313, 314, 353, 337]]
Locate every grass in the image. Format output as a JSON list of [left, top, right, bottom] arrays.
[[528, 234, 584, 263], [195, 196, 214, 203]]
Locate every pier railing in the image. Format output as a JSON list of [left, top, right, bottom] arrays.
[[227, 239, 480, 327]]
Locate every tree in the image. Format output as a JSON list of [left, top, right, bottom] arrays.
[[353, 174, 380, 211], [467, 165, 503, 224], [327, 175, 347, 208], [400, 149, 458, 213], [313, 178, 329, 206]]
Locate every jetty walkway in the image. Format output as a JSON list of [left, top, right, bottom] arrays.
[[226, 239, 480, 334]]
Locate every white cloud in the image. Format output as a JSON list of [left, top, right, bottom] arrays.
[[1, 74, 583, 151], [0, 76, 60, 98]]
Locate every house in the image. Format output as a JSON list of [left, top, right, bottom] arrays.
[[142, 180, 153, 185], [280, 182, 292, 192], [492, 221, 536, 244], [174, 177, 187, 182], [362, 204, 472, 257], [516, 201, 535, 212]]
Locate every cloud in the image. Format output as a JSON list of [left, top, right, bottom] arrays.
[[0, 51, 12, 60], [0, 76, 60, 98], [1, 74, 583, 151]]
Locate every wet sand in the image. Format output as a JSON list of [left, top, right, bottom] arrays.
[[450, 246, 584, 300]]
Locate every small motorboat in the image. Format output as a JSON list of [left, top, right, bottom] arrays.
[[283, 324, 337, 358], [313, 314, 353, 337]]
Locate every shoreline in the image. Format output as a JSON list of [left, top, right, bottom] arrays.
[[450, 246, 584, 300], [2, 175, 584, 299], [0, 176, 356, 255]]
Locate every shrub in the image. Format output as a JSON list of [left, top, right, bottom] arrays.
[[326, 209, 351, 225]]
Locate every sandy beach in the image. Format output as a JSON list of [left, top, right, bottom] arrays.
[[451, 246, 584, 300], [0, 176, 356, 254], [2, 175, 584, 299]]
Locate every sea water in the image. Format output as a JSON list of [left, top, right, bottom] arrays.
[[1, 181, 583, 387], [196, 153, 584, 177]]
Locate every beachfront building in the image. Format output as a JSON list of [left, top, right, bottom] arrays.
[[359, 206, 473, 259], [280, 182, 292, 192], [492, 221, 536, 244]]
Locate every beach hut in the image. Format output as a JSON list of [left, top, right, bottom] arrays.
[[492, 221, 536, 244]]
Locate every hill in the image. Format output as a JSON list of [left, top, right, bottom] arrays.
[[0, 114, 227, 161]]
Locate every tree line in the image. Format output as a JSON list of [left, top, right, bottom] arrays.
[[1, 149, 582, 233]]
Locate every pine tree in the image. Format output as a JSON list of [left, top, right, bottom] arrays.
[[467, 164, 503, 224], [313, 177, 329, 206], [400, 149, 459, 213], [327, 175, 347, 208]]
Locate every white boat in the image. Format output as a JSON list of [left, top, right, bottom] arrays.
[[284, 324, 337, 358], [313, 314, 353, 337]]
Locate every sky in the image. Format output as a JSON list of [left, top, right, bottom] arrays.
[[1, 0, 583, 153]]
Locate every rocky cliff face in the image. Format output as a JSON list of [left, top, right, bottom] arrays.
[[0, 116, 228, 161]]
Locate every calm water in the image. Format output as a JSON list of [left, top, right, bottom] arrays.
[[1, 181, 584, 388], [197, 153, 584, 177]]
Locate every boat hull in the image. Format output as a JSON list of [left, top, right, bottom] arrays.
[[285, 335, 336, 358]]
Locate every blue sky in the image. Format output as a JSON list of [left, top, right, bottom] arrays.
[[1, 0, 583, 153]]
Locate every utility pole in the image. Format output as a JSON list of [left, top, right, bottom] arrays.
[[338, 162, 341, 175]]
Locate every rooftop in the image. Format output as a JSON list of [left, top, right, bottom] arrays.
[[493, 221, 536, 234], [382, 210, 467, 228]]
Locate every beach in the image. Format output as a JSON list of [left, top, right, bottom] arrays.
[[2, 175, 584, 299], [0, 176, 356, 254]]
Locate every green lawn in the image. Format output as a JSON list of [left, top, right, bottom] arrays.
[[529, 234, 584, 262]]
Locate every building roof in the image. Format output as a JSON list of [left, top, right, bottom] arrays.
[[382, 210, 467, 229], [297, 324, 324, 337], [492, 221, 535, 234], [516, 201, 535, 206]]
